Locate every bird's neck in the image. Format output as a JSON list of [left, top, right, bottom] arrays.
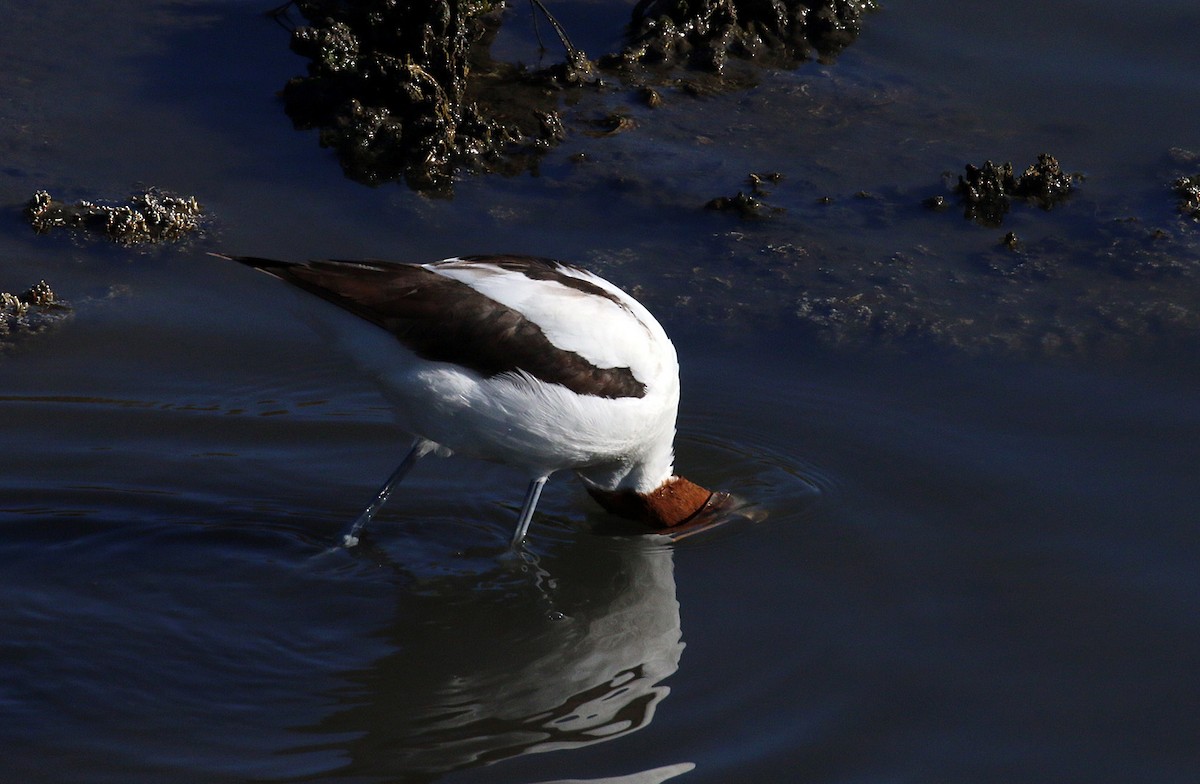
[[586, 476, 715, 529]]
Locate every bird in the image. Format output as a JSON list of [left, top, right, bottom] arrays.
[[214, 253, 727, 547]]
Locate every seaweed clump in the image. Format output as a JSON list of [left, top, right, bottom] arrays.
[[25, 189, 204, 245], [280, 0, 573, 192], [1, 280, 71, 349], [955, 154, 1078, 226], [605, 0, 878, 74], [706, 173, 786, 218], [1173, 174, 1200, 219], [276, 0, 879, 192], [705, 191, 769, 218]]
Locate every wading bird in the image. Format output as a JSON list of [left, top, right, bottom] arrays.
[[217, 254, 726, 546]]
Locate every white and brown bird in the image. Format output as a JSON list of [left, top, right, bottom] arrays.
[[217, 254, 726, 546]]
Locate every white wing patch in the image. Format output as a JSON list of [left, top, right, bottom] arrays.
[[430, 260, 676, 387]]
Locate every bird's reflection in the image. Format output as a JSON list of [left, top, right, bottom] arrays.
[[288, 529, 690, 782]]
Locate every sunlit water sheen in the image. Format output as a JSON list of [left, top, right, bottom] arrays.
[[2, 1, 1199, 783]]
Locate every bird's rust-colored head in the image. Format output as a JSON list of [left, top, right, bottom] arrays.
[[586, 476, 728, 529]]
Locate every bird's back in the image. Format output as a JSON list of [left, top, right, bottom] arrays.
[[231, 255, 682, 485]]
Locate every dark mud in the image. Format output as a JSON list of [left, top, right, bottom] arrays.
[[0, 280, 71, 350], [25, 189, 203, 245]]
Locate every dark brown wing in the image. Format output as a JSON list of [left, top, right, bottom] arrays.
[[225, 255, 646, 399], [453, 254, 632, 309]]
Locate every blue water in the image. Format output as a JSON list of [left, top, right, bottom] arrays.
[[2, 1, 1199, 782]]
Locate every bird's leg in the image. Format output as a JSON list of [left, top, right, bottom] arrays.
[[342, 438, 427, 548], [509, 476, 548, 548]]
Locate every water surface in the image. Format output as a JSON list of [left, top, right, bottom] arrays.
[[2, 1, 1198, 782]]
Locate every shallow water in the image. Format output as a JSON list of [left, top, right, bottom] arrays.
[[3, 1, 1199, 782]]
